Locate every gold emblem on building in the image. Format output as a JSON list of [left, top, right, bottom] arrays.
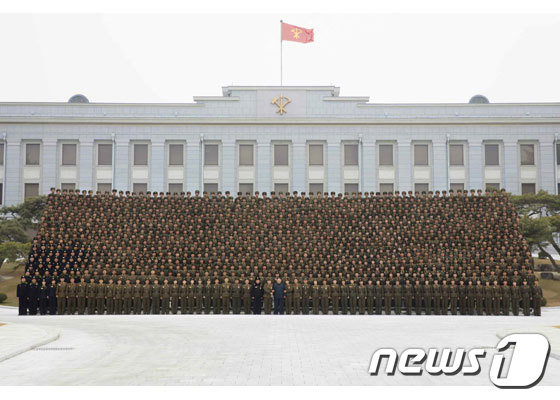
[[271, 94, 291, 115]]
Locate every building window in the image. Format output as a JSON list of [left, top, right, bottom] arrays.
[[415, 183, 429, 193], [0, 183, 3, 205], [414, 144, 429, 166], [379, 144, 393, 166], [308, 144, 324, 166], [204, 183, 219, 194], [0, 143, 4, 165], [344, 183, 359, 194], [521, 183, 536, 194], [168, 144, 184, 166], [169, 183, 183, 194], [309, 183, 324, 194], [61, 144, 77, 166], [486, 183, 500, 191], [97, 183, 112, 194], [26, 143, 40, 166], [133, 144, 149, 166], [450, 183, 464, 193], [204, 144, 219, 166], [557, 143, 560, 165], [274, 183, 289, 194], [449, 144, 464, 166], [274, 144, 289, 166], [484, 144, 499, 166], [379, 183, 394, 194], [344, 144, 359, 166], [61, 183, 76, 192], [98, 144, 112, 166], [239, 144, 254, 166], [520, 144, 535, 166], [24, 183, 39, 199], [239, 183, 254, 194], [132, 183, 147, 194]]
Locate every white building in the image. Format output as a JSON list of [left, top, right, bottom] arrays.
[[0, 86, 558, 205]]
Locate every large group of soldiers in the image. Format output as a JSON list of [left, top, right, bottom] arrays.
[[17, 187, 544, 316]]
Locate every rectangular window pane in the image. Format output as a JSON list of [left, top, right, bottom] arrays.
[[309, 183, 324, 194], [308, 144, 324, 166], [379, 183, 394, 194], [557, 143, 560, 166], [61, 183, 76, 192], [0, 183, 3, 204], [415, 183, 429, 193], [344, 144, 359, 166], [485, 144, 499, 166], [449, 144, 464, 166], [26, 143, 40, 165], [204, 144, 219, 166], [379, 144, 393, 166], [97, 144, 112, 166], [520, 144, 535, 166], [414, 144, 429, 166], [169, 183, 183, 194], [521, 183, 536, 194], [239, 183, 254, 195], [344, 183, 359, 194], [24, 183, 39, 199], [239, 144, 254, 166], [168, 144, 184, 166], [132, 183, 147, 194], [97, 183, 112, 194], [204, 182, 219, 194], [450, 183, 464, 193], [274, 144, 289, 166], [274, 183, 289, 194], [134, 144, 148, 166], [0, 143, 4, 165], [486, 182, 500, 191], [62, 144, 77, 166]]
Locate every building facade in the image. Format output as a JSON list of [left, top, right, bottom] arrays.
[[0, 85, 559, 206]]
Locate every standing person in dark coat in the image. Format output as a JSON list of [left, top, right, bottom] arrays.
[[27, 278, 39, 315], [251, 278, 264, 314], [16, 278, 28, 316], [272, 278, 286, 314], [39, 281, 49, 315], [48, 281, 57, 315]]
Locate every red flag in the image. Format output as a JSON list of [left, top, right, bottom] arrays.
[[281, 22, 314, 44]]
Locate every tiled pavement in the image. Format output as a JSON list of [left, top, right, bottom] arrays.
[[0, 306, 559, 385]]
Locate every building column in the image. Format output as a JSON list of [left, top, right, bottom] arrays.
[[397, 139, 412, 192], [221, 139, 235, 194], [113, 138, 129, 191], [327, 139, 341, 194], [467, 138, 483, 190], [150, 138, 165, 193], [361, 140, 376, 193], [539, 138, 555, 194], [78, 138, 94, 191], [503, 139, 519, 194], [432, 138, 448, 192], [256, 140, 271, 194], [186, 138, 201, 193], [291, 139, 306, 193], [4, 138, 21, 206], [41, 138, 57, 194]]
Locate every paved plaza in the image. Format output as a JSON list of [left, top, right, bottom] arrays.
[[0, 306, 559, 385]]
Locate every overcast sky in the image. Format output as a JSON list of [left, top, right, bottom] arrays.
[[1, 13, 559, 103]]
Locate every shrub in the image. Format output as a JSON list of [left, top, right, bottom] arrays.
[[0, 293, 7, 303]]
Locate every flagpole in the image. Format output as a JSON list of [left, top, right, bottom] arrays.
[[280, 19, 283, 86]]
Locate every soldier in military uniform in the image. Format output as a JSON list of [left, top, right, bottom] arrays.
[[133, 279, 143, 315], [161, 279, 171, 314], [501, 281, 511, 316], [38, 281, 49, 315], [170, 280, 180, 314], [263, 279, 273, 314], [366, 280, 375, 315], [403, 280, 413, 315], [285, 280, 294, 315], [212, 279, 221, 314], [532, 280, 543, 316], [293, 279, 302, 315], [77, 278, 87, 315], [340, 280, 349, 315], [232, 279, 242, 314], [221, 278, 231, 314], [383, 281, 393, 315], [106, 279, 115, 314], [151, 279, 161, 314], [123, 279, 133, 314], [432, 281, 441, 315], [242, 279, 252, 314], [474, 281, 484, 316], [204, 279, 213, 314], [142, 279, 152, 314], [521, 280, 531, 316], [423, 281, 432, 316], [28, 279, 39, 315], [491, 281, 501, 316], [511, 281, 520, 316], [467, 281, 476, 315], [311, 280, 320, 314], [484, 281, 493, 315], [66, 278, 77, 315], [393, 280, 403, 315], [449, 280, 458, 315], [57, 278, 67, 315], [195, 279, 204, 313], [413, 280, 422, 315], [348, 279, 358, 315], [114, 279, 123, 314], [357, 280, 367, 315], [17, 278, 28, 315], [441, 280, 450, 315], [458, 281, 467, 315]]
